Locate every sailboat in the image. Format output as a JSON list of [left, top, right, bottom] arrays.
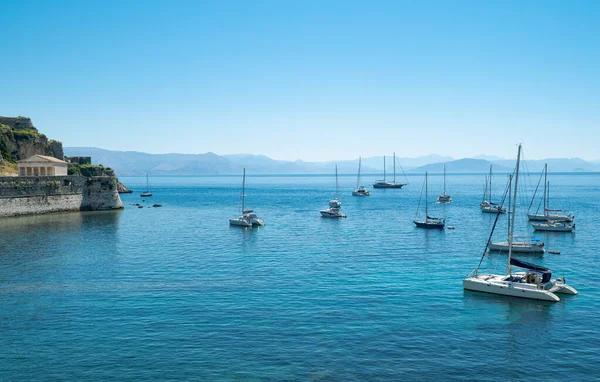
[[229, 168, 265, 227], [140, 174, 152, 197], [414, 172, 445, 229], [436, 164, 452, 204], [320, 165, 346, 218], [372, 152, 408, 189], [480, 165, 506, 214], [352, 157, 370, 196], [488, 174, 545, 254], [528, 164, 574, 222], [463, 144, 577, 302]]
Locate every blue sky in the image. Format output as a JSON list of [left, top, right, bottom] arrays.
[[1, 0, 598, 161]]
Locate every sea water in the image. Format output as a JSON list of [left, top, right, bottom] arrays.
[[1, 173, 599, 381]]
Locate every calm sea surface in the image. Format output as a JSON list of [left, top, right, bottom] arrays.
[[1, 173, 599, 381]]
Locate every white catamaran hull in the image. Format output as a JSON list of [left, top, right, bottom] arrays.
[[463, 276, 560, 301], [229, 217, 252, 227]]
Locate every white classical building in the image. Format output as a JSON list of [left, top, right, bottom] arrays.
[[18, 155, 68, 176]]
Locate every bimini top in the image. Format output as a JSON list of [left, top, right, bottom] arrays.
[[510, 258, 551, 273]]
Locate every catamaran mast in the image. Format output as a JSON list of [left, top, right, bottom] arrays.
[[383, 156, 386, 182], [507, 145, 522, 276]]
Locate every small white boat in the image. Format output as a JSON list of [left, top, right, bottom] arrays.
[[531, 220, 575, 232], [321, 165, 346, 218], [320, 207, 346, 218], [528, 164, 574, 222], [464, 144, 577, 302], [488, 240, 545, 254], [352, 157, 370, 196], [480, 166, 506, 213], [230, 169, 264, 227], [436, 164, 452, 204]]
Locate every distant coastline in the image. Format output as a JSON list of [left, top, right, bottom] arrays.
[[65, 147, 600, 176]]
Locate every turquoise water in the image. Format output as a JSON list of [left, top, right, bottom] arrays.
[[1, 173, 599, 381]]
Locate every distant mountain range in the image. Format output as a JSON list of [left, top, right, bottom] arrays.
[[64, 147, 600, 176]]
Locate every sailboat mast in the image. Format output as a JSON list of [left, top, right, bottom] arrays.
[[393, 152, 396, 184], [425, 171, 428, 222], [357, 157, 361, 188], [383, 156, 386, 181], [544, 163, 548, 214], [489, 165, 492, 201], [241, 168, 246, 213], [507, 145, 522, 276], [443, 164, 446, 194], [335, 164, 339, 200], [507, 174, 512, 239]]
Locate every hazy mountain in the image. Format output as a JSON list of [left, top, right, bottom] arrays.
[[471, 154, 507, 161], [64, 147, 600, 176], [409, 159, 513, 173]]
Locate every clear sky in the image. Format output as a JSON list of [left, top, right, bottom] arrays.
[[1, 0, 598, 161]]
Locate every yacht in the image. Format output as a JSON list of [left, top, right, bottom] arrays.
[[229, 169, 265, 227], [321, 165, 346, 218], [352, 157, 370, 196]]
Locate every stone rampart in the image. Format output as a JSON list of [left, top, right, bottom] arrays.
[[0, 175, 123, 217]]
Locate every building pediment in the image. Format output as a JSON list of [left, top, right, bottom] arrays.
[[17, 155, 67, 164]]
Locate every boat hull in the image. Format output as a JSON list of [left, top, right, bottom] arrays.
[[414, 220, 445, 229], [229, 217, 252, 227], [531, 222, 574, 232], [373, 182, 406, 189], [488, 241, 545, 254], [528, 213, 573, 222], [463, 276, 560, 302], [320, 208, 346, 218], [352, 190, 370, 196]]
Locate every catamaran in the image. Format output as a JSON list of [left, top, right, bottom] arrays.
[[480, 165, 506, 214], [229, 168, 265, 227], [528, 164, 574, 222], [436, 164, 452, 204], [414, 171, 445, 229], [373, 152, 408, 189], [321, 165, 346, 218], [464, 144, 577, 302], [352, 157, 370, 196]]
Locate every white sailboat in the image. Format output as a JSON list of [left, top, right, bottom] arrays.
[[488, 175, 545, 254], [372, 152, 408, 189], [321, 165, 346, 218], [140, 174, 152, 197], [480, 165, 506, 214], [414, 172, 445, 229], [436, 164, 452, 204], [352, 157, 370, 196], [464, 144, 577, 302], [229, 168, 265, 227], [528, 164, 574, 222]]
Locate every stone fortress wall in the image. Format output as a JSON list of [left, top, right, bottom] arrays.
[[0, 175, 123, 217]]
